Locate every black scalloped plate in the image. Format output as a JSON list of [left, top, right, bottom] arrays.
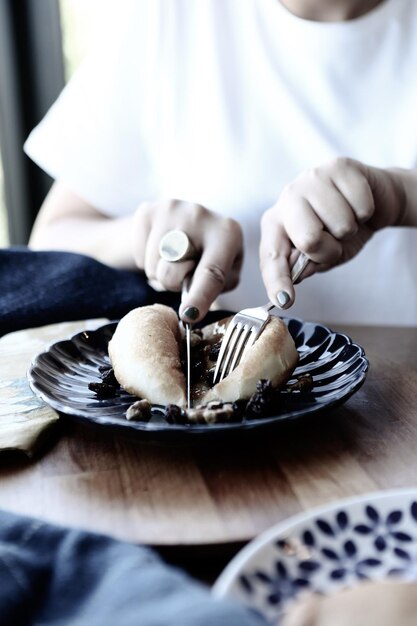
[[27, 317, 369, 441]]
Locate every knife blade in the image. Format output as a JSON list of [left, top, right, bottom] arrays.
[[182, 274, 192, 410], [158, 231, 196, 410], [184, 320, 191, 410]]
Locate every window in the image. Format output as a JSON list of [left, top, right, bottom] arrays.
[[0, 1, 64, 244], [0, 153, 8, 246], [59, 0, 111, 79], [0, 0, 111, 245]]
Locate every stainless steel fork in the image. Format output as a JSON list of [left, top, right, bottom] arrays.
[[212, 252, 309, 384]]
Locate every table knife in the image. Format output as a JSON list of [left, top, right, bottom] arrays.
[[182, 274, 192, 410]]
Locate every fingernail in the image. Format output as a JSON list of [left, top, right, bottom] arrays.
[[182, 306, 200, 321], [276, 291, 290, 309]]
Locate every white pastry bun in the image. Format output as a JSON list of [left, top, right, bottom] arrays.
[[108, 304, 298, 407]]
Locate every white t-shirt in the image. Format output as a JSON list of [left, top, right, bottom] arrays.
[[25, 0, 417, 326]]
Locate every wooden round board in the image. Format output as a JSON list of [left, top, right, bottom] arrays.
[[0, 320, 417, 547]]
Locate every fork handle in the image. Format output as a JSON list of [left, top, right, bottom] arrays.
[[291, 252, 309, 283]]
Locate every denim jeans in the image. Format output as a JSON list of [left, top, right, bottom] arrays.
[[0, 247, 180, 337]]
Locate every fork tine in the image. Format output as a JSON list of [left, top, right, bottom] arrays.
[[212, 301, 276, 385], [239, 326, 258, 363], [229, 324, 252, 374], [212, 321, 239, 384], [235, 318, 268, 369], [218, 322, 245, 382], [211, 279, 305, 384]]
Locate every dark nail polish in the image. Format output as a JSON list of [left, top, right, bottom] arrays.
[[277, 291, 290, 308], [183, 306, 199, 321]]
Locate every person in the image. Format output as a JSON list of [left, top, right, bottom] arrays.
[[25, 0, 417, 326]]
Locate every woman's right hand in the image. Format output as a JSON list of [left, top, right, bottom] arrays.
[[132, 199, 244, 323]]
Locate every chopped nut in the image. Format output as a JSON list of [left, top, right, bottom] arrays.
[[206, 400, 224, 410], [186, 408, 207, 424], [126, 399, 152, 421], [286, 373, 313, 392], [186, 402, 236, 424]]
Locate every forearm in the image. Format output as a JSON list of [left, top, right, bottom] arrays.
[[30, 213, 136, 269], [388, 167, 417, 228], [29, 182, 137, 269]]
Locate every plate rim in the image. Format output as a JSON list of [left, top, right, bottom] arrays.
[[212, 486, 417, 599], [27, 316, 369, 435]]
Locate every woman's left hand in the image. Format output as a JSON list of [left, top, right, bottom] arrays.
[[259, 157, 406, 309]]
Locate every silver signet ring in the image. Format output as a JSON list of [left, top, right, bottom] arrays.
[[159, 230, 196, 262]]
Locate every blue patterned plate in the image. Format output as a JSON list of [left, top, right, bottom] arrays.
[[27, 315, 368, 441], [213, 489, 417, 624]]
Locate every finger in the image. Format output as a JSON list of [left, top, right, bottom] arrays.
[[155, 258, 196, 292], [283, 199, 343, 265], [180, 255, 237, 322], [179, 230, 242, 322], [260, 220, 295, 309], [332, 162, 375, 223], [223, 248, 244, 292], [144, 226, 166, 281], [307, 180, 359, 240]]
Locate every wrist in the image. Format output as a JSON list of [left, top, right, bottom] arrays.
[[386, 168, 417, 228]]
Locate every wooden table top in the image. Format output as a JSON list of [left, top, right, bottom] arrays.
[[1, 320, 417, 554]]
